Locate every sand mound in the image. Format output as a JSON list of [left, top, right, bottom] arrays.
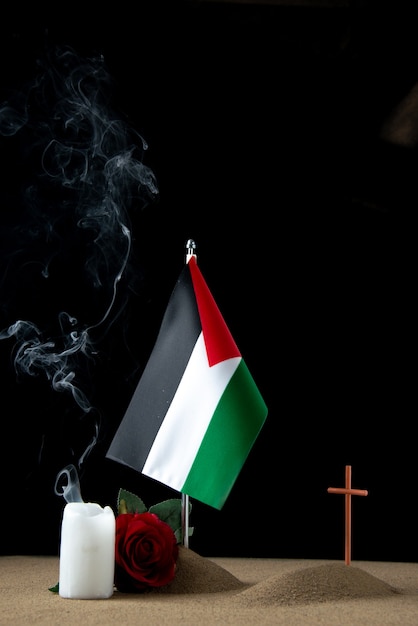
[[156, 547, 246, 594], [153, 552, 402, 603], [233, 562, 402, 606]]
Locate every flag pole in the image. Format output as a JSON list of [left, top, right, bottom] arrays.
[[181, 493, 189, 549], [182, 238, 196, 548], [185, 238, 196, 264]]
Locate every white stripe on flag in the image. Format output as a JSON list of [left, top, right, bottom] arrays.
[[142, 332, 241, 490]]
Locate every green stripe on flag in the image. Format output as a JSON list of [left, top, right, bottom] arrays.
[[182, 359, 268, 509]]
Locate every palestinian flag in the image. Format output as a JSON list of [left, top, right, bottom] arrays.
[[106, 255, 268, 510]]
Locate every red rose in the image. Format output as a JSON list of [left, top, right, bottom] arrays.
[[114, 512, 179, 592]]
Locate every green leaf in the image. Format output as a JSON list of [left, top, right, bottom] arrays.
[[149, 498, 182, 532], [117, 488, 147, 515], [174, 526, 194, 544], [149, 498, 193, 543], [49, 582, 59, 593], [116, 490, 194, 545]]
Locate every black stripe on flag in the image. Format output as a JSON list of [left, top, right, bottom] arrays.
[[106, 263, 201, 471]]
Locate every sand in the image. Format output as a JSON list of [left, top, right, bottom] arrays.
[[1, 550, 417, 625]]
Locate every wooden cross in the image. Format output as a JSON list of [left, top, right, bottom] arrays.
[[327, 465, 368, 565]]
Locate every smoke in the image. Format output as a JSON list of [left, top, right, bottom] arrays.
[[0, 45, 158, 473], [55, 463, 83, 503]]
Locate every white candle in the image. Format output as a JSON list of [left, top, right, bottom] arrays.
[[59, 502, 115, 599]]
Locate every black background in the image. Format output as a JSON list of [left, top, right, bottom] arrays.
[[0, 1, 415, 562]]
